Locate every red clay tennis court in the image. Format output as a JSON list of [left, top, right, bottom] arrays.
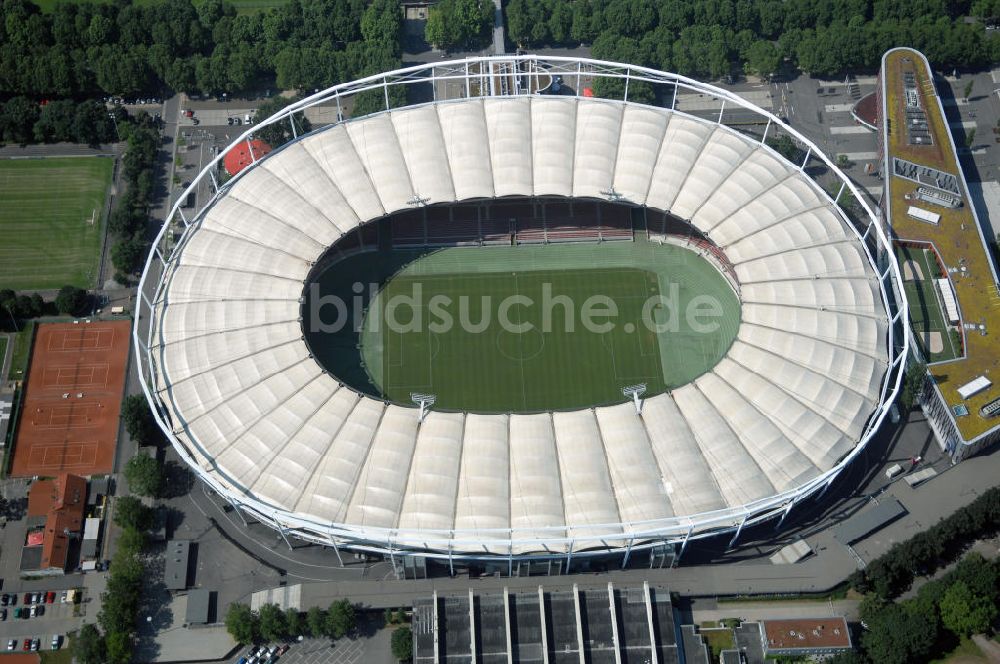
[[10, 320, 130, 477]]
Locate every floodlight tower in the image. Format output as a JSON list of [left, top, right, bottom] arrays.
[[622, 384, 647, 414]]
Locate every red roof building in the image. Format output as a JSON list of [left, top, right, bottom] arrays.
[[223, 139, 272, 176], [760, 618, 852, 657], [23, 474, 86, 575]]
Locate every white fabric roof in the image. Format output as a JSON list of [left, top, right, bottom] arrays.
[[152, 96, 888, 552]]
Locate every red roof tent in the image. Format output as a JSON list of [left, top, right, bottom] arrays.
[[224, 139, 272, 177]]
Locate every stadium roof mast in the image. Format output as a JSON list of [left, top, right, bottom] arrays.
[[622, 384, 646, 415], [410, 393, 437, 423]]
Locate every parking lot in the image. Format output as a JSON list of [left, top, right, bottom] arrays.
[[0, 591, 77, 650], [228, 629, 393, 664]]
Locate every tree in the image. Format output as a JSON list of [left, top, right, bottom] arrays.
[[253, 96, 312, 149], [425, 0, 493, 50], [121, 394, 159, 446], [362, 0, 403, 52], [259, 603, 288, 642], [0, 97, 41, 145], [901, 361, 927, 410], [111, 235, 148, 275], [391, 625, 413, 661], [225, 603, 258, 644], [963, 79, 974, 100], [105, 630, 133, 664], [55, 285, 88, 315], [113, 496, 153, 531], [326, 599, 357, 638], [307, 606, 327, 637], [766, 134, 803, 163], [123, 453, 163, 497], [286, 609, 304, 637], [861, 603, 938, 664], [939, 580, 998, 637], [745, 40, 781, 79], [71, 624, 107, 664], [965, 128, 976, 148]]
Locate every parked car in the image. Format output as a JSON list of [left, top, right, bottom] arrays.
[[29, 606, 36, 618], [21, 639, 29, 651], [51, 634, 61, 650], [45, 592, 55, 604], [30, 638, 39, 652], [22, 593, 30, 604], [1, 593, 9, 606], [0, 609, 7, 620], [59, 591, 68, 604], [31, 593, 41, 604], [35, 605, 44, 616], [13, 607, 21, 619], [6, 639, 14, 650], [237, 658, 248, 664], [278, 645, 289, 655]]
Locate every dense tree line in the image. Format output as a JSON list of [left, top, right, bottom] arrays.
[[121, 393, 161, 447], [849, 485, 1000, 599], [839, 553, 1000, 664], [0, 285, 89, 330], [425, 0, 494, 51], [76, 526, 148, 664], [107, 114, 160, 282], [0, 0, 403, 99], [506, 0, 1000, 80], [226, 598, 357, 644], [0, 98, 122, 146]]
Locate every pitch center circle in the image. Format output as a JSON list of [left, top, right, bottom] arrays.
[[496, 328, 545, 362]]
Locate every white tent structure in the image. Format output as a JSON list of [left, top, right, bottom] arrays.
[[136, 57, 908, 567]]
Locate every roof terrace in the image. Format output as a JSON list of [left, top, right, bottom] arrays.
[[882, 47, 1000, 442]]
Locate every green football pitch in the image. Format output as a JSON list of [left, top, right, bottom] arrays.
[[311, 240, 741, 413], [0, 157, 113, 291]]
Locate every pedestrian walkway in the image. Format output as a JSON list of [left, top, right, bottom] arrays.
[[240, 441, 1000, 607]]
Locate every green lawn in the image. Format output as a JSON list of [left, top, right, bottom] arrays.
[[699, 628, 735, 661], [9, 321, 35, 380], [928, 635, 989, 663], [304, 240, 740, 413], [40, 645, 74, 664], [0, 157, 113, 290], [896, 244, 961, 361]]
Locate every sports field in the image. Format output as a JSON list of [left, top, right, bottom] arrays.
[[0, 157, 113, 290], [328, 240, 741, 412], [896, 244, 961, 362], [10, 321, 130, 478]]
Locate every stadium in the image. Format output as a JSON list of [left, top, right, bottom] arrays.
[[136, 57, 908, 570]]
